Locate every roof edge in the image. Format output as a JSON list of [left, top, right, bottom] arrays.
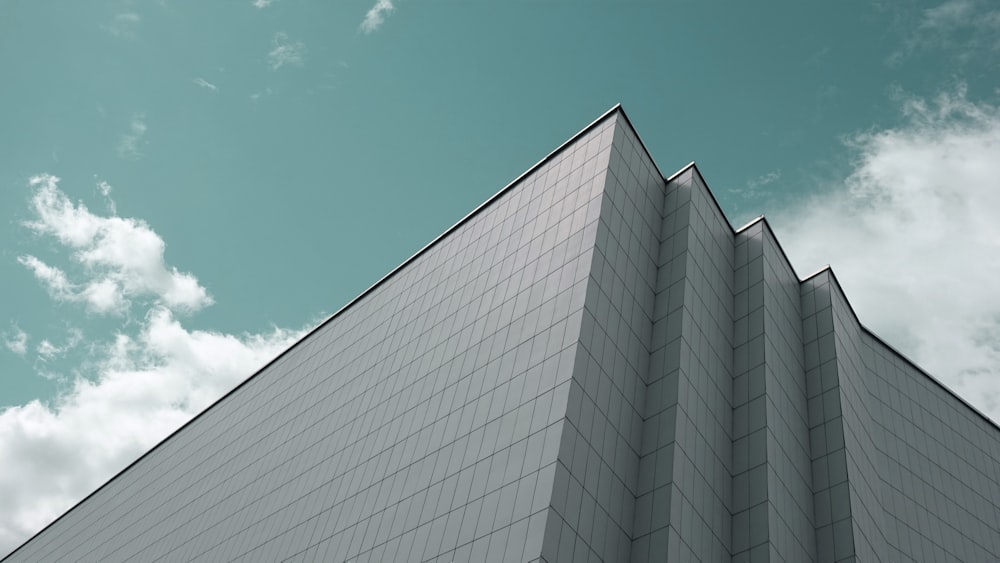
[[664, 161, 743, 242], [801, 266, 1000, 433], [612, 105, 668, 181], [0, 104, 629, 561], [735, 215, 804, 282], [666, 167, 1000, 435]]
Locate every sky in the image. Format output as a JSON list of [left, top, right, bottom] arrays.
[[1, 0, 999, 555]]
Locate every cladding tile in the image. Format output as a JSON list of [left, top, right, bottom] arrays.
[[638, 167, 735, 561], [9, 114, 617, 563], [8, 108, 1000, 563]]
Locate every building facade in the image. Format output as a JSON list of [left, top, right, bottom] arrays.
[[5, 107, 1000, 562]]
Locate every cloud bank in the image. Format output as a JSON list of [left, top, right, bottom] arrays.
[[1, 179, 310, 556], [774, 85, 1000, 420]]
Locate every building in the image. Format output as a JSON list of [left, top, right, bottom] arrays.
[[5, 106, 1000, 562]]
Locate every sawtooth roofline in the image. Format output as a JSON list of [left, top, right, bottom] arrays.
[[7, 103, 996, 561], [729, 195, 999, 432]]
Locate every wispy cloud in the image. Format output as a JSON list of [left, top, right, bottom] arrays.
[[192, 77, 218, 92], [0, 176, 311, 555], [97, 180, 116, 215], [747, 169, 781, 192], [921, 0, 1000, 32], [889, 0, 1000, 65], [773, 84, 1000, 420], [104, 12, 140, 39], [35, 330, 82, 363], [250, 87, 273, 103], [18, 175, 213, 315], [267, 32, 306, 71], [360, 0, 395, 34], [117, 114, 147, 160], [3, 326, 28, 356], [252, 0, 277, 8], [35, 340, 59, 360], [727, 169, 781, 214], [16, 255, 96, 309]]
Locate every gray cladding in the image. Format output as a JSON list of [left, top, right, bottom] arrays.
[[7, 107, 1000, 563], [544, 116, 664, 563], [7, 108, 616, 563]]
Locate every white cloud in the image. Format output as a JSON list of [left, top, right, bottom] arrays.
[[0, 308, 306, 555], [17, 256, 76, 303], [117, 114, 147, 160], [20, 175, 213, 314], [360, 0, 394, 34], [82, 278, 129, 315], [3, 326, 28, 356], [35, 340, 59, 361], [1, 175, 312, 555], [252, 0, 276, 7], [267, 32, 306, 71], [97, 180, 116, 215], [35, 329, 82, 363], [773, 85, 1000, 420], [18, 254, 128, 315], [192, 77, 218, 92]]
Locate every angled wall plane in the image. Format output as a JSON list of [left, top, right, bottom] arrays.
[[6, 106, 1000, 562]]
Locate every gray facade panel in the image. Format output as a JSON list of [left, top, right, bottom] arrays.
[[803, 269, 1000, 563], [803, 271, 861, 563], [864, 331, 1000, 561], [7, 107, 1000, 563], [7, 110, 617, 563], [828, 274, 890, 562], [733, 220, 815, 562], [548, 114, 663, 563], [641, 166, 735, 562]]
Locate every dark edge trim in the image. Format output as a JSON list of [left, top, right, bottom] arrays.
[[674, 163, 740, 236], [663, 161, 775, 255], [616, 110, 736, 243], [595, 110, 738, 247], [1, 104, 628, 561], [672, 167, 1000, 434], [611, 105, 668, 181], [800, 267, 1000, 432], [666, 162, 1000, 431], [665, 163, 803, 282], [664, 161, 696, 183], [736, 216, 803, 280]]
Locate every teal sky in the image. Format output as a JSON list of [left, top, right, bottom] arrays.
[[2, 0, 999, 553]]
